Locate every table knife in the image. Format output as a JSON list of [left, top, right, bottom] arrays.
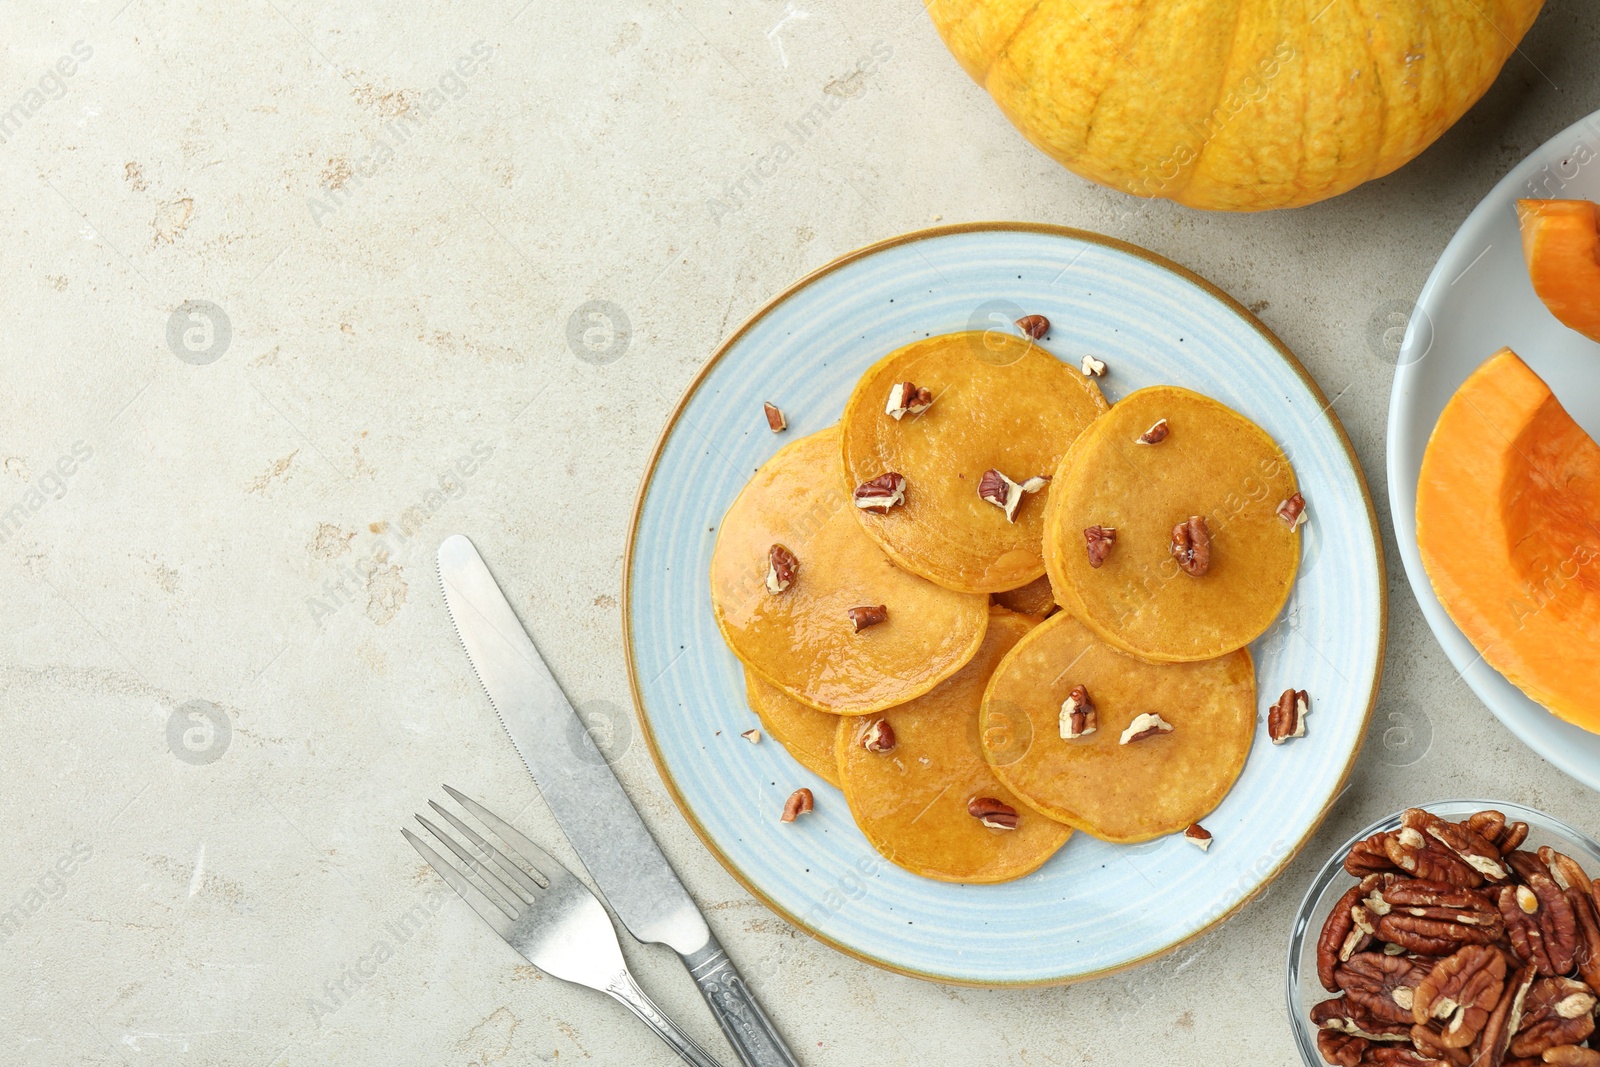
[[437, 534, 801, 1067]]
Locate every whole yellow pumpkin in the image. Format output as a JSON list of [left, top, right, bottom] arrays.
[[930, 0, 1543, 211]]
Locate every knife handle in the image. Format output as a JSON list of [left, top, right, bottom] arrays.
[[683, 937, 802, 1067]]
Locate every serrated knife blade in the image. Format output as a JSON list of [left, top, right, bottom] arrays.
[[437, 535, 801, 1067]]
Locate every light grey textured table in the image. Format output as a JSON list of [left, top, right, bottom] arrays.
[[4, 2, 1599, 1064]]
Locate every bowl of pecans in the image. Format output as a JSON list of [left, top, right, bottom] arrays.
[[1288, 801, 1600, 1067]]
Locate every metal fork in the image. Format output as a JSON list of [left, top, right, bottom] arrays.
[[404, 786, 726, 1067]]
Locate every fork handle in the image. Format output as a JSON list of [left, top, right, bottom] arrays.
[[605, 968, 727, 1067], [682, 938, 802, 1067]]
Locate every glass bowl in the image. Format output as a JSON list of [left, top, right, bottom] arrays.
[[1285, 799, 1600, 1066]]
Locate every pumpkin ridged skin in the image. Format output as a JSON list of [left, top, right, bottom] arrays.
[[929, 0, 1543, 211], [1518, 200, 1600, 342], [1416, 349, 1600, 732]]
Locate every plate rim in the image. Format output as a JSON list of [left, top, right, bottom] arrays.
[[1386, 106, 1600, 792], [622, 221, 1388, 987]]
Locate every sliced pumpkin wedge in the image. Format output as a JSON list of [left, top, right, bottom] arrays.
[[1417, 348, 1600, 731], [1518, 200, 1600, 343]]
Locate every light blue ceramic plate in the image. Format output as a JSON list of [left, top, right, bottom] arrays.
[[625, 224, 1385, 986], [1389, 108, 1600, 793]]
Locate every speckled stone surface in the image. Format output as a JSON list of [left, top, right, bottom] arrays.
[[3, 2, 1600, 1064]]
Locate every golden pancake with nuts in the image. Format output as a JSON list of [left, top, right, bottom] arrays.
[[743, 669, 843, 788], [710, 427, 989, 714], [835, 608, 1072, 883], [980, 612, 1255, 843], [1042, 385, 1299, 662], [839, 331, 1108, 594]]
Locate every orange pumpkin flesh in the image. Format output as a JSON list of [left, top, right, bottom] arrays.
[[1518, 200, 1600, 342], [1417, 348, 1600, 731]]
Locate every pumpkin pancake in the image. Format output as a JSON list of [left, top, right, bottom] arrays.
[[835, 608, 1072, 883], [980, 613, 1255, 843], [711, 427, 989, 714], [991, 574, 1057, 618], [743, 669, 843, 788], [1042, 386, 1298, 662], [839, 331, 1108, 594]]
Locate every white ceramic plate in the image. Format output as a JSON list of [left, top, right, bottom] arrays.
[[1388, 108, 1600, 792], [626, 224, 1385, 985]]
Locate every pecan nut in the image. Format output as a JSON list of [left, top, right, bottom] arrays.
[[1410, 945, 1507, 1048], [1373, 879, 1504, 956], [1417, 810, 1510, 883], [853, 471, 907, 513], [1269, 687, 1309, 744], [766, 543, 798, 593], [1347, 830, 1403, 878], [1387, 816, 1483, 889], [1471, 961, 1535, 1067], [1084, 525, 1116, 568], [1170, 515, 1212, 576], [1336, 952, 1430, 1024], [1508, 977, 1596, 1058], [1320, 883, 1379, 991], [1312, 996, 1413, 1041], [1184, 823, 1212, 851], [847, 604, 888, 632], [1467, 811, 1529, 854], [1542, 1048, 1600, 1067], [1015, 314, 1049, 340], [968, 796, 1018, 830], [884, 381, 934, 420], [1059, 684, 1096, 739], [1540, 847, 1594, 897], [1566, 885, 1600, 991], [1499, 874, 1578, 976], [1316, 1028, 1369, 1066], [1080, 353, 1106, 377]]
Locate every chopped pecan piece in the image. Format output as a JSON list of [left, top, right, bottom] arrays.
[[853, 471, 907, 513], [1136, 418, 1170, 445], [762, 401, 787, 432], [741, 728, 761, 744], [1269, 687, 1309, 744], [1316, 1028, 1369, 1066], [968, 796, 1018, 830], [1336, 952, 1430, 1023], [859, 718, 895, 753], [1015, 314, 1049, 340], [1084, 525, 1116, 568], [1278, 491, 1308, 530], [847, 605, 888, 633], [1411, 945, 1507, 1048], [1500, 875, 1578, 976], [1059, 684, 1096, 739], [1119, 712, 1174, 744], [1080, 353, 1106, 377], [884, 381, 933, 420], [766, 543, 799, 593], [1170, 515, 1212, 576], [978, 469, 1049, 523], [780, 788, 814, 822], [1509, 977, 1596, 1058], [1542, 1048, 1600, 1067], [1184, 823, 1212, 851]]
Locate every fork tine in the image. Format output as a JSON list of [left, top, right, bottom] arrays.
[[429, 800, 547, 896], [414, 814, 530, 913], [443, 785, 568, 883], [402, 828, 516, 936]]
